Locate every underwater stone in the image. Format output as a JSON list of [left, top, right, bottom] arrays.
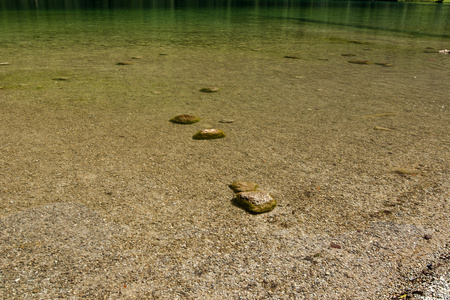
[[192, 129, 225, 140], [170, 114, 201, 124], [116, 62, 132, 65], [235, 191, 277, 213], [348, 60, 371, 65], [219, 119, 234, 123], [199, 87, 219, 93], [228, 181, 258, 193], [375, 62, 393, 67]]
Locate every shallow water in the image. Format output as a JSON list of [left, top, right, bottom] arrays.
[[1, 0, 449, 218]]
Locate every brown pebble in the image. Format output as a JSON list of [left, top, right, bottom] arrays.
[[423, 234, 432, 240], [330, 243, 341, 249], [170, 114, 201, 124]]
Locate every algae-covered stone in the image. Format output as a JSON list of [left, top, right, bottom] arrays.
[[228, 181, 258, 193], [170, 114, 201, 124], [199, 87, 219, 93], [235, 191, 277, 213], [193, 129, 225, 140]]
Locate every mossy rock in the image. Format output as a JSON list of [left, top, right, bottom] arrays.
[[170, 114, 201, 124], [199, 87, 219, 93], [235, 191, 277, 213], [193, 129, 225, 140], [228, 181, 258, 193]]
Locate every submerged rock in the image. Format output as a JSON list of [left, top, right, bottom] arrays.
[[235, 191, 277, 213], [192, 129, 225, 140], [170, 114, 201, 124], [348, 60, 371, 65], [228, 181, 258, 193], [199, 87, 219, 93], [116, 62, 132, 65], [219, 119, 234, 123], [375, 62, 393, 67]]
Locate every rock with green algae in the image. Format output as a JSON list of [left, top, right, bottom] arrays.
[[235, 191, 277, 214], [170, 114, 201, 124], [228, 181, 258, 193], [192, 129, 225, 140], [199, 87, 219, 93]]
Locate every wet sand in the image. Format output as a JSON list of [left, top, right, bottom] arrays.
[[1, 31, 449, 299]]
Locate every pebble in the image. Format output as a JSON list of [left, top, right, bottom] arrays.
[[199, 87, 219, 93], [330, 243, 342, 249], [341, 54, 356, 56], [284, 55, 299, 59], [219, 119, 234, 123], [52, 77, 69, 81], [228, 181, 258, 193], [192, 129, 225, 140], [375, 62, 393, 67], [235, 191, 277, 213], [170, 114, 201, 124], [116, 62, 132, 65]]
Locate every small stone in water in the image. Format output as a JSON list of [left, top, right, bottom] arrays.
[[375, 62, 393, 67], [170, 114, 201, 124], [52, 77, 69, 81], [200, 87, 219, 93], [284, 55, 299, 59], [235, 191, 277, 213], [116, 62, 132, 65], [330, 243, 342, 249], [192, 129, 225, 140], [423, 234, 432, 240], [219, 119, 234, 123], [228, 181, 258, 193]]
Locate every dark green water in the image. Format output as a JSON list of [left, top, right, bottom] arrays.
[[1, 0, 449, 49]]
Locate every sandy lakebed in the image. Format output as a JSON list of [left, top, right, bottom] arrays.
[[1, 28, 449, 299]]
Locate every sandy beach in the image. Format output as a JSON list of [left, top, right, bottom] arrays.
[[1, 28, 449, 299]]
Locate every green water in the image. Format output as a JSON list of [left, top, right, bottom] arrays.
[[0, 1, 449, 111], [1, 1, 449, 51]]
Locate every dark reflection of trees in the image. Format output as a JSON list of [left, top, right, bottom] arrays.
[[0, 0, 347, 11]]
